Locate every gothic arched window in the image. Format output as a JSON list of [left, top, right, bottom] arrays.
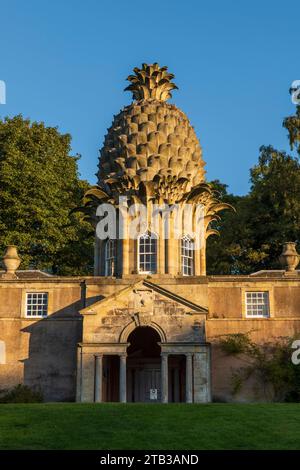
[[181, 236, 194, 276], [138, 232, 157, 274], [105, 239, 116, 276]]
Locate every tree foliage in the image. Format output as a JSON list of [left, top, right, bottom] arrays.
[[0, 115, 94, 274], [247, 145, 300, 269], [218, 333, 300, 402], [1, 93, 299, 276], [207, 101, 300, 274], [0, 384, 43, 403], [283, 105, 300, 155]]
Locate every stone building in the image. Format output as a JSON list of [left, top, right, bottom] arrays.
[[0, 64, 300, 403]]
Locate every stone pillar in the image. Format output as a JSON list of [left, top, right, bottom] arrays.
[[185, 353, 193, 403], [167, 213, 179, 275], [95, 355, 103, 403], [120, 206, 129, 276], [193, 349, 211, 403], [161, 353, 168, 403], [194, 243, 201, 276], [158, 213, 165, 274], [200, 245, 206, 275], [122, 238, 130, 276], [81, 352, 95, 402], [119, 354, 127, 403], [94, 236, 100, 275], [99, 240, 105, 275], [76, 346, 82, 402]]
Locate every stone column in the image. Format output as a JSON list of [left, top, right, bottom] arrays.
[[193, 349, 211, 403], [95, 355, 103, 403], [119, 354, 127, 403], [185, 353, 193, 403], [81, 353, 95, 402], [94, 236, 100, 275], [194, 249, 201, 276], [158, 212, 165, 274], [99, 240, 105, 275], [76, 346, 82, 402], [120, 206, 129, 276], [167, 213, 179, 275], [161, 353, 168, 403], [122, 237, 130, 276], [200, 245, 206, 275]]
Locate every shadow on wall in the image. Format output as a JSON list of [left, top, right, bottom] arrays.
[[20, 292, 103, 402]]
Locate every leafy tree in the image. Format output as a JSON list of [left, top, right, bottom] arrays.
[[283, 106, 300, 155], [206, 181, 248, 274], [207, 99, 300, 274], [0, 115, 94, 274], [283, 89, 300, 155], [206, 180, 269, 274], [246, 145, 300, 270]]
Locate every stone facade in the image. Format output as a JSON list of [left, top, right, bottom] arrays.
[[77, 280, 209, 403], [1, 64, 299, 403], [0, 271, 300, 402]]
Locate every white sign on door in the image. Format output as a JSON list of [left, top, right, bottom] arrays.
[[150, 388, 158, 400]]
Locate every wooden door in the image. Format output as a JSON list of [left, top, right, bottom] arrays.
[[129, 367, 161, 402]]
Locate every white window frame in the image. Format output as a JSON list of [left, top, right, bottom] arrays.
[[25, 292, 48, 318], [105, 239, 116, 276], [245, 291, 270, 318], [181, 235, 194, 276], [138, 232, 158, 274]]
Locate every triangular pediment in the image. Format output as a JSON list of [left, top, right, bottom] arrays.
[[80, 279, 208, 316]]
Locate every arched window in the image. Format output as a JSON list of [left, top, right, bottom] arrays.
[[181, 236, 194, 276], [138, 232, 157, 274], [105, 239, 116, 276]]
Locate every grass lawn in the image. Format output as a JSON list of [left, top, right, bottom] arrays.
[[0, 403, 300, 450]]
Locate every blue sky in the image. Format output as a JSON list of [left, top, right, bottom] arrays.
[[1, 0, 299, 194]]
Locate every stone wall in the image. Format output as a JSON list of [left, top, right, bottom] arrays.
[[0, 279, 83, 401], [0, 274, 299, 402]]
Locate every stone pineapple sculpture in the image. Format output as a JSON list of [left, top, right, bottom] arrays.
[[80, 63, 233, 234], [97, 63, 205, 200]]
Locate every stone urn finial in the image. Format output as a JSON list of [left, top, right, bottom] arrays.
[[279, 242, 299, 272], [2, 245, 21, 279]]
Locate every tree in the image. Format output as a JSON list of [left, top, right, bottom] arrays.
[[0, 115, 94, 274], [206, 179, 268, 274], [206, 181, 249, 274], [246, 145, 300, 270], [283, 106, 300, 155], [283, 84, 300, 156], [207, 99, 300, 275]]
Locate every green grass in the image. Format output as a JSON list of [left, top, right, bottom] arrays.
[[0, 403, 300, 450]]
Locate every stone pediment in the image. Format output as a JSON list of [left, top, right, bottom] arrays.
[[79, 280, 208, 318]]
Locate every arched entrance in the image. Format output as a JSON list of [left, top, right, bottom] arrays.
[[127, 326, 161, 402]]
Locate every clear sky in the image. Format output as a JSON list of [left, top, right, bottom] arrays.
[[1, 0, 299, 195]]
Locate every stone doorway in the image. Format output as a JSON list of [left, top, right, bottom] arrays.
[[127, 326, 161, 402], [168, 355, 186, 402], [103, 355, 120, 402]]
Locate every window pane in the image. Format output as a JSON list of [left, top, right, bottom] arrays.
[[138, 232, 157, 273], [246, 291, 270, 317], [181, 236, 194, 276], [26, 293, 48, 318], [105, 239, 116, 276]]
